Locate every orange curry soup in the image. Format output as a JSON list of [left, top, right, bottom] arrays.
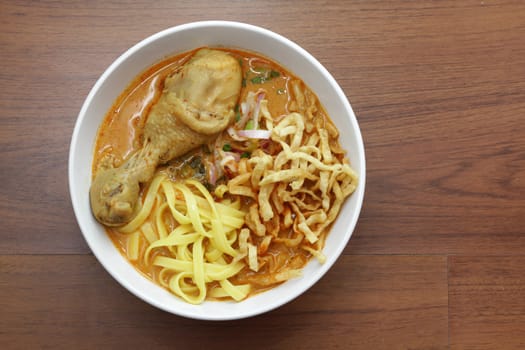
[[93, 48, 319, 298]]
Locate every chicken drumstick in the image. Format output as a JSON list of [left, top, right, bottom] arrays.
[[90, 49, 242, 226]]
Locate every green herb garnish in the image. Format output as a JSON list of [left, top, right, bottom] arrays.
[[249, 69, 281, 84], [222, 144, 232, 152], [245, 120, 254, 130], [250, 76, 264, 84]]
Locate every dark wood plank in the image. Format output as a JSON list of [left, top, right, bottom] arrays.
[[449, 256, 525, 349], [0, 255, 448, 349], [344, 1, 525, 255]]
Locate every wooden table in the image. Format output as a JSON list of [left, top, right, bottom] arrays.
[[2, 1, 524, 349]]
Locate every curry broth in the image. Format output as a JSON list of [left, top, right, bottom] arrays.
[[93, 47, 314, 298], [94, 48, 292, 172]]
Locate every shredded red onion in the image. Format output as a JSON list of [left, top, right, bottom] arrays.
[[252, 91, 265, 130], [237, 102, 250, 129], [237, 129, 272, 139], [227, 126, 247, 141], [207, 162, 217, 185], [223, 151, 241, 162]]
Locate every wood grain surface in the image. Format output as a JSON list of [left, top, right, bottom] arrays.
[[1, 0, 524, 349]]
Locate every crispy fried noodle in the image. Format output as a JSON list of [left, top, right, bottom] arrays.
[[228, 89, 358, 267]]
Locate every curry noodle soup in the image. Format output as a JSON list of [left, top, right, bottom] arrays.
[[91, 47, 358, 304]]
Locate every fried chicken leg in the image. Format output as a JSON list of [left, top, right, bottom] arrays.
[[90, 49, 242, 226]]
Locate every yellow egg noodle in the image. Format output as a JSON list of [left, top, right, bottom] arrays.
[[118, 175, 250, 304]]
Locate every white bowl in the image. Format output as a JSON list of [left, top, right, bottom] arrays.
[[69, 21, 366, 320]]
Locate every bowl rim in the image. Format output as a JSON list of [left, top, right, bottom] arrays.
[[69, 20, 366, 320]]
